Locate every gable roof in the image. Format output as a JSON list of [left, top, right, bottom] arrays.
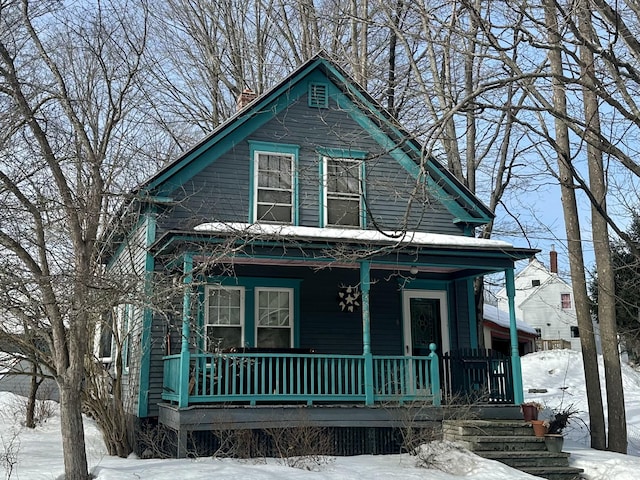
[[482, 304, 537, 335], [496, 257, 573, 308], [135, 52, 493, 227]]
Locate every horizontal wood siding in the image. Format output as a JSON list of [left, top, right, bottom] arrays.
[[107, 220, 150, 416], [452, 279, 471, 351], [157, 142, 251, 232], [220, 264, 403, 355], [369, 277, 403, 355], [156, 94, 464, 236], [147, 307, 182, 417]]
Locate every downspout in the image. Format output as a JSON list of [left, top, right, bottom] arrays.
[[178, 253, 193, 408], [360, 260, 374, 405], [506, 268, 524, 404]]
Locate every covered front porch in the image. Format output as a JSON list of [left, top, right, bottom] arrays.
[[153, 225, 535, 450]]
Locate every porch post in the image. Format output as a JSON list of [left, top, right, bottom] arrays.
[[178, 253, 193, 408], [360, 260, 374, 405], [506, 267, 524, 404]]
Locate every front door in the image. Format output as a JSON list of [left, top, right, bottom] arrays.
[[403, 290, 449, 357]]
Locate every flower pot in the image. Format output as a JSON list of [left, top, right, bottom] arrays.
[[521, 404, 539, 422], [531, 420, 547, 437], [544, 434, 564, 453]]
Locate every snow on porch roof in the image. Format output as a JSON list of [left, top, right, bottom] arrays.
[[483, 303, 537, 335], [194, 222, 522, 251]]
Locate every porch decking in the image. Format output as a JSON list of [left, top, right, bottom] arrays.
[[162, 349, 441, 407]]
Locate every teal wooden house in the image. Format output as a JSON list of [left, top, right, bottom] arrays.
[[105, 53, 535, 457]]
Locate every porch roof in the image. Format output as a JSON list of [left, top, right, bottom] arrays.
[[150, 223, 538, 277], [193, 223, 508, 248]]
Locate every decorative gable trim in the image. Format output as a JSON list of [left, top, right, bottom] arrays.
[[138, 54, 493, 227]]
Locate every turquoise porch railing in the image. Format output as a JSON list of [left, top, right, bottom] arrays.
[[162, 350, 440, 406]]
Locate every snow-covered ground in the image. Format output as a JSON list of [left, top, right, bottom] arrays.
[[1, 350, 639, 479]]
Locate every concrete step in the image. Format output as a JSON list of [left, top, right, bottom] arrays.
[[520, 466, 584, 480], [443, 419, 534, 437], [452, 435, 547, 452], [479, 450, 570, 468], [442, 418, 584, 480]]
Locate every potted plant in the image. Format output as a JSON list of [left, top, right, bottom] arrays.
[[543, 405, 579, 453], [530, 419, 547, 437], [520, 401, 543, 422]]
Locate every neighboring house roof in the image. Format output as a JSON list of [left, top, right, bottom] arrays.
[[496, 257, 572, 303], [134, 52, 493, 227], [0, 353, 18, 376], [483, 304, 537, 335]]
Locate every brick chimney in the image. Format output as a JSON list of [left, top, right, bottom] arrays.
[[550, 245, 558, 273], [237, 88, 257, 111]]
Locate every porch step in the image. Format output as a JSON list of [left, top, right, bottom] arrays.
[[519, 466, 584, 480], [443, 419, 539, 437], [442, 420, 584, 480], [481, 451, 572, 468], [451, 434, 547, 452]]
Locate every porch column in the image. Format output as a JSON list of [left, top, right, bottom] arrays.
[[360, 260, 374, 405], [178, 253, 193, 409], [506, 267, 524, 404]]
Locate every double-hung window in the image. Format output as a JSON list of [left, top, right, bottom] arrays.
[[102, 303, 130, 372], [96, 310, 114, 363], [250, 141, 299, 224], [323, 157, 363, 227], [204, 282, 297, 351], [205, 286, 244, 351], [256, 288, 293, 348]]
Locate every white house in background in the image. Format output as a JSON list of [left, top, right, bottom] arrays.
[[482, 304, 537, 356], [496, 247, 581, 351]]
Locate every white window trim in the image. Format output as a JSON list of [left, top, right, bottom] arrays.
[[254, 287, 294, 348], [402, 290, 449, 356], [322, 156, 363, 228], [204, 285, 245, 351], [94, 311, 113, 364], [110, 303, 131, 373], [252, 150, 295, 224]]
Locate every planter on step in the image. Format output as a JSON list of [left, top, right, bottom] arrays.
[[531, 420, 547, 437], [521, 402, 541, 422], [544, 433, 564, 453]]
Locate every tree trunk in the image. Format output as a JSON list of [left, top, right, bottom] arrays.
[[543, 0, 607, 450], [59, 382, 90, 480], [577, 0, 628, 454], [25, 361, 40, 429]]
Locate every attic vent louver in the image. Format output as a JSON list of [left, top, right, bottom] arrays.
[[308, 82, 329, 108]]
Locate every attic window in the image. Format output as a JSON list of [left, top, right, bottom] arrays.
[[308, 83, 328, 108], [532, 279, 541, 287]]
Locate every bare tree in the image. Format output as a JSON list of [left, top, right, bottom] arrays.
[[0, 0, 150, 477], [576, 0, 627, 453], [542, 0, 606, 450]]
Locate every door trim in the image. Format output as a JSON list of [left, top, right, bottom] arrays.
[[402, 290, 449, 356]]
